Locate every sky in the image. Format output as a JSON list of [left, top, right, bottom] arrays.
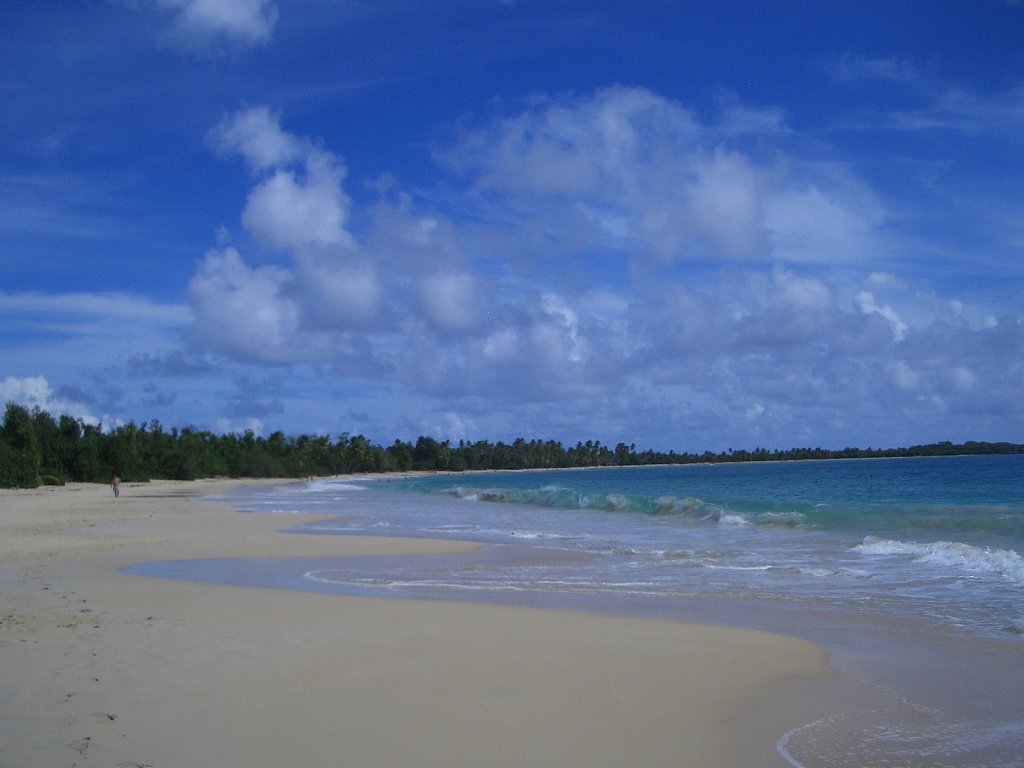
[[1, 0, 1023, 452]]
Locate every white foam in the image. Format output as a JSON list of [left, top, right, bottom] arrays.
[[300, 479, 367, 493], [855, 536, 1024, 583], [718, 513, 750, 526], [703, 563, 772, 571]]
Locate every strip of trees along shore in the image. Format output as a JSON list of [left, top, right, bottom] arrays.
[[1, 402, 1021, 488]]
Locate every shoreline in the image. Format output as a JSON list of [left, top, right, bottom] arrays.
[[1, 478, 835, 768]]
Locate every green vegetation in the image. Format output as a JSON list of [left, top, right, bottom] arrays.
[[1, 401, 1021, 489]]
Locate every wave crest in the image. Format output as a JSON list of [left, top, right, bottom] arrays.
[[855, 536, 1024, 583], [432, 483, 819, 532]]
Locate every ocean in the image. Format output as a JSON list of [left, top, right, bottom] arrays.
[[130, 454, 1024, 766]]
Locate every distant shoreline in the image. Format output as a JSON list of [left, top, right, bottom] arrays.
[[2, 402, 1021, 489]]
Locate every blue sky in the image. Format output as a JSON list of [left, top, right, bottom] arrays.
[[2, 0, 1022, 451]]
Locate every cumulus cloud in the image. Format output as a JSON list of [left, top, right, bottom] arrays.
[[173, 91, 1023, 447], [190, 108, 382, 359], [186, 247, 301, 362], [0, 375, 98, 424], [682, 148, 767, 259], [291, 250, 382, 329], [208, 106, 305, 171], [242, 153, 353, 251], [417, 273, 481, 334], [770, 265, 833, 310], [210, 107, 354, 251], [440, 86, 886, 266], [190, 91, 893, 389], [447, 86, 700, 196]]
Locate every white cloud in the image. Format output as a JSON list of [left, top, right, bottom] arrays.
[[166, 93, 1024, 446], [770, 265, 833, 310], [855, 291, 909, 341], [827, 56, 1024, 139], [445, 86, 698, 202], [0, 291, 191, 392], [188, 108, 380, 359], [186, 247, 301, 362], [242, 151, 354, 251], [442, 411, 471, 441], [865, 271, 901, 289], [683, 147, 767, 259], [481, 327, 519, 362], [891, 86, 1024, 136], [292, 252, 382, 329], [0, 291, 189, 326], [539, 293, 585, 363], [210, 107, 356, 251], [889, 360, 919, 392], [714, 92, 790, 136], [417, 273, 480, 334], [208, 106, 305, 171], [952, 366, 977, 392], [827, 55, 923, 86], [765, 175, 885, 264], [442, 86, 885, 266], [154, 0, 278, 46], [0, 375, 98, 424], [215, 416, 265, 436]]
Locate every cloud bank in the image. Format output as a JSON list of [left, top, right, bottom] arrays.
[[174, 89, 1022, 447]]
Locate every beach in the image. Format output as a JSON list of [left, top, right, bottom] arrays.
[[0, 478, 833, 768]]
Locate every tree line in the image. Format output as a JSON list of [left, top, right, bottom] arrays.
[[1, 401, 1021, 489]]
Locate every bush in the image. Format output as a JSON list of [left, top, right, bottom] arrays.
[[39, 474, 65, 486], [0, 441, 40, 488]]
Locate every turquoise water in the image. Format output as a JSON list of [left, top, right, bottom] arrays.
[[255, 455, 1024, 640], [392, 454, 1024, 542]]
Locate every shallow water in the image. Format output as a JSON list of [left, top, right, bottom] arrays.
[[219, 455, 1024, 640]]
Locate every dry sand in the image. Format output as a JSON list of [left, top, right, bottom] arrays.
[[1, 479, 830, 768]]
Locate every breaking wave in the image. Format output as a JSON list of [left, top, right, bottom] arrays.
[[855, 536, 1024, 584], [440, 484, 805, 529]]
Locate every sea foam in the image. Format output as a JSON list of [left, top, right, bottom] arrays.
[[855, 536, 1024, 583]]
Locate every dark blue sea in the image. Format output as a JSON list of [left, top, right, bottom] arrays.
[[130, 454, 1024, 766]]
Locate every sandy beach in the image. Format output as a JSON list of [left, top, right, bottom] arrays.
[[1, 479, 831, 768]]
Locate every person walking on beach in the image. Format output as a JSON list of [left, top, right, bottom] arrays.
[[111, 473, 121, 498]]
